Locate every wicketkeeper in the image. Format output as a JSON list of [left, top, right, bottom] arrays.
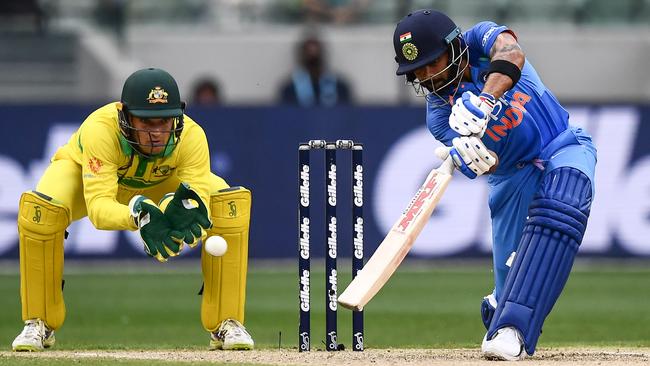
[[12, 68, 254, 351]]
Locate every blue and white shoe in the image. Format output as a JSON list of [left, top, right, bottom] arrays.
[[12, 319, 55, 352]]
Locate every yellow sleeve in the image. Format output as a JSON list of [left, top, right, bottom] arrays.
[[80, 121, 137, 231], [175, 119, 217, 214]]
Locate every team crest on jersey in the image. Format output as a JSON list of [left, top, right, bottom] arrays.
[[88, 157, 103, 174], [147, 86, 169, 104], [402, 43, 418, 61], [152, 164, 174, 177]]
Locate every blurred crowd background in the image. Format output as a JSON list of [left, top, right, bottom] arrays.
[[1, 1, 649, 260], [1, 0, 649, 105]]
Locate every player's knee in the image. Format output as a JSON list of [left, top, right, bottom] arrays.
[[18, 191, 70, 235], [537, 167, 593, 211], [528, 167, 592, 244], [209, 186, 251, 230]]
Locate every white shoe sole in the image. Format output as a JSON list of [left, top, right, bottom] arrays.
[[482, 344, 526, 361], [210, 340, 254, 351], [482, 337, 526, 360], [483, 351, 526, 361], [12, 335, 54, 352]]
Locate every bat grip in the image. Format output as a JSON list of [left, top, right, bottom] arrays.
[[438, 156, 455, 175]]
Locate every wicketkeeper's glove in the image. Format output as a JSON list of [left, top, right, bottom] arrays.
[[159, 182, 212, 248], [129, 195, 183, 262]]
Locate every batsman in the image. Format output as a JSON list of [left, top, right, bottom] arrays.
[[12, 68, 254, 351], [393, 10, 597, 360]]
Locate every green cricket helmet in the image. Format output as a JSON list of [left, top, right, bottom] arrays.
[[118, 67, 185, 158]]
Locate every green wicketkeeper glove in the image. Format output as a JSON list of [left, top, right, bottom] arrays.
[[129, 195, 184, 262], [159, 182, 212, 247]]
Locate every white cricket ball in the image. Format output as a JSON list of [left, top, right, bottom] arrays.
[[204, 236, 228, 257]]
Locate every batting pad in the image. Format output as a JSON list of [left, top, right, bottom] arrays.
[[488, 168, 592, 355], [18, 191, 71, 330], [201, 186, 251, 331]]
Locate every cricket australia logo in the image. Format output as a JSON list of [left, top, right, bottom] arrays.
[[353, 164, 363, 207], [300, 164, 310, 207], [327, 164, 337, 206], [147, 86, 169, 104], [152, 165, 174, 177], [299, 270, 310, 312]]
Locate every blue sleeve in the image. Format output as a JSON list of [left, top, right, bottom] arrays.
[[426, 102, 457, 146], [463, 21, 511, 58]]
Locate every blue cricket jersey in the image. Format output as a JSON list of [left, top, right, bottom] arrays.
[[425, 22, 597, 301], [426, 21, 571, 178]]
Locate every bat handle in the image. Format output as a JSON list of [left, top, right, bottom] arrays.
[[437, 156, 455, 175]]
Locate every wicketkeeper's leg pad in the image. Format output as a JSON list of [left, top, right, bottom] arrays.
[[201, 186, 251, 331], [18, 191, 71, 330], [487, 167, 592, 355]]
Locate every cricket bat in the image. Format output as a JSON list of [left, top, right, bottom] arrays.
[[338, 156, 455, 311]]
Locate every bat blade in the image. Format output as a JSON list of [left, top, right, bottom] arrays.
[[338, 157, 454, 311]]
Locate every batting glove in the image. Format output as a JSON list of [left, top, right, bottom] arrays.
[[159, 182, 212, 248], [435, 136, 497, 179], [129, 195, 183, 262], [449, 91, 498, 136]]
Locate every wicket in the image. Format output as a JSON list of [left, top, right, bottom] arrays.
[[298, 139, 364, 352]]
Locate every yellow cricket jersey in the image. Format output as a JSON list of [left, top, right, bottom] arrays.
[[52, 102, 213, 231]]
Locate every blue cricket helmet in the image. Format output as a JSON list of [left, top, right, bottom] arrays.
[[393, 9, 462, 76]]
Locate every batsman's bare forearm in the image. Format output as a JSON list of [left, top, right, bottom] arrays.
[[483, 32, 525, 99]]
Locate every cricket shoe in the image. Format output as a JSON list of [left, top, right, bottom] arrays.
[[481, 326, 527, 361], [12, 319, 55, 352], [209, 319, 254, 350]]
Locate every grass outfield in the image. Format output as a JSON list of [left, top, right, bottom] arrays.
[[0, 259, 648, 355]]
